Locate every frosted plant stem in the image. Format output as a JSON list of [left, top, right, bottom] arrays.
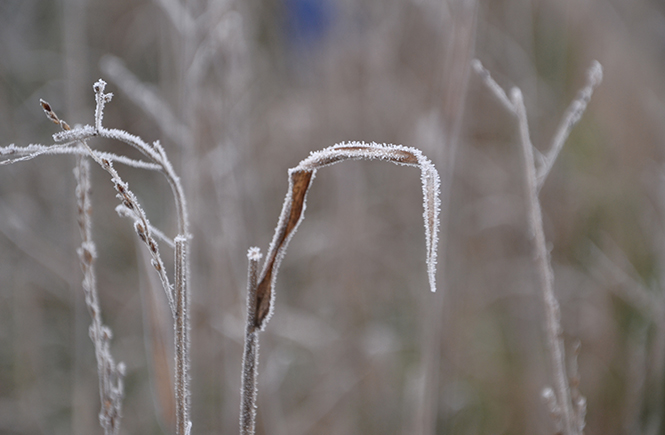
[[74, 155, 126, 435], [475, 59, 600, 435], [174, 236, 190, 435], [512, 89, 576, 435], [43, 81, 192, 435], [240, 248, 262, 435], [3, 81, 192, 434], [238, 143, 440, 433], [91, 80, 192, 434]]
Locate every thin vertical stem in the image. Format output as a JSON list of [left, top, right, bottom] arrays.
[[512, 89, 576, 435], [240, 247, 262, 435], [475, 60, 601, 434], [90, 81, 193, 434], [74, 155, 125, 435], [174, 236, 190, 435]]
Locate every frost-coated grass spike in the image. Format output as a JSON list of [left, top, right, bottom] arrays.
[[253, 141, 441, 331]]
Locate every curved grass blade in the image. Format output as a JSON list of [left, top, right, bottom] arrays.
[[253, 141, 441, 330]]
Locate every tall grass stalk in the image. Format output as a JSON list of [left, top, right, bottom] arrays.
[[473, 59, 602, 435]]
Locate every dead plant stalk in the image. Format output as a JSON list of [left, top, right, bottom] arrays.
[[239, 142, 441, 434], [473, 59, 602, 435]]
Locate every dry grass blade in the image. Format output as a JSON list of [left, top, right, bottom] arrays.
[[253, 141, 441, 330]]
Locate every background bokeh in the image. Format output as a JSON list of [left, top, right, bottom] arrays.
[[1, 0, 664, 434]]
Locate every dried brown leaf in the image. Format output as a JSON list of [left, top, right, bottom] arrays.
[[253, 142, 440, 330]]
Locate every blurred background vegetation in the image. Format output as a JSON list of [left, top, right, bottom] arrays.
[[1, 0, 664, 434]]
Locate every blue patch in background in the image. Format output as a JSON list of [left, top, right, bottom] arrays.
[[284, 0, 334, 50]]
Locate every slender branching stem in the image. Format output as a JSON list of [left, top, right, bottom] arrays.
[[0, 141, 162, 169], [471, 60, 515, 114], [474, 59, 602, 435], [512, 88, 576, 435]]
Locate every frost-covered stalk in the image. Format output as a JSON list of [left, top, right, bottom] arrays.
[[75, 155, 126, 435], [174, 235, 190, 435], [512, 88, 577, 435], [239, 142, 441, 432], [89, 80, 193, 435], [240, 247, 262, 435], [473, 59, 602, 435], [2, 80, 192, 435]]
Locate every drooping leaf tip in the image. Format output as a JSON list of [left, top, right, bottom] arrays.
[[588, 61, 603, 86]]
